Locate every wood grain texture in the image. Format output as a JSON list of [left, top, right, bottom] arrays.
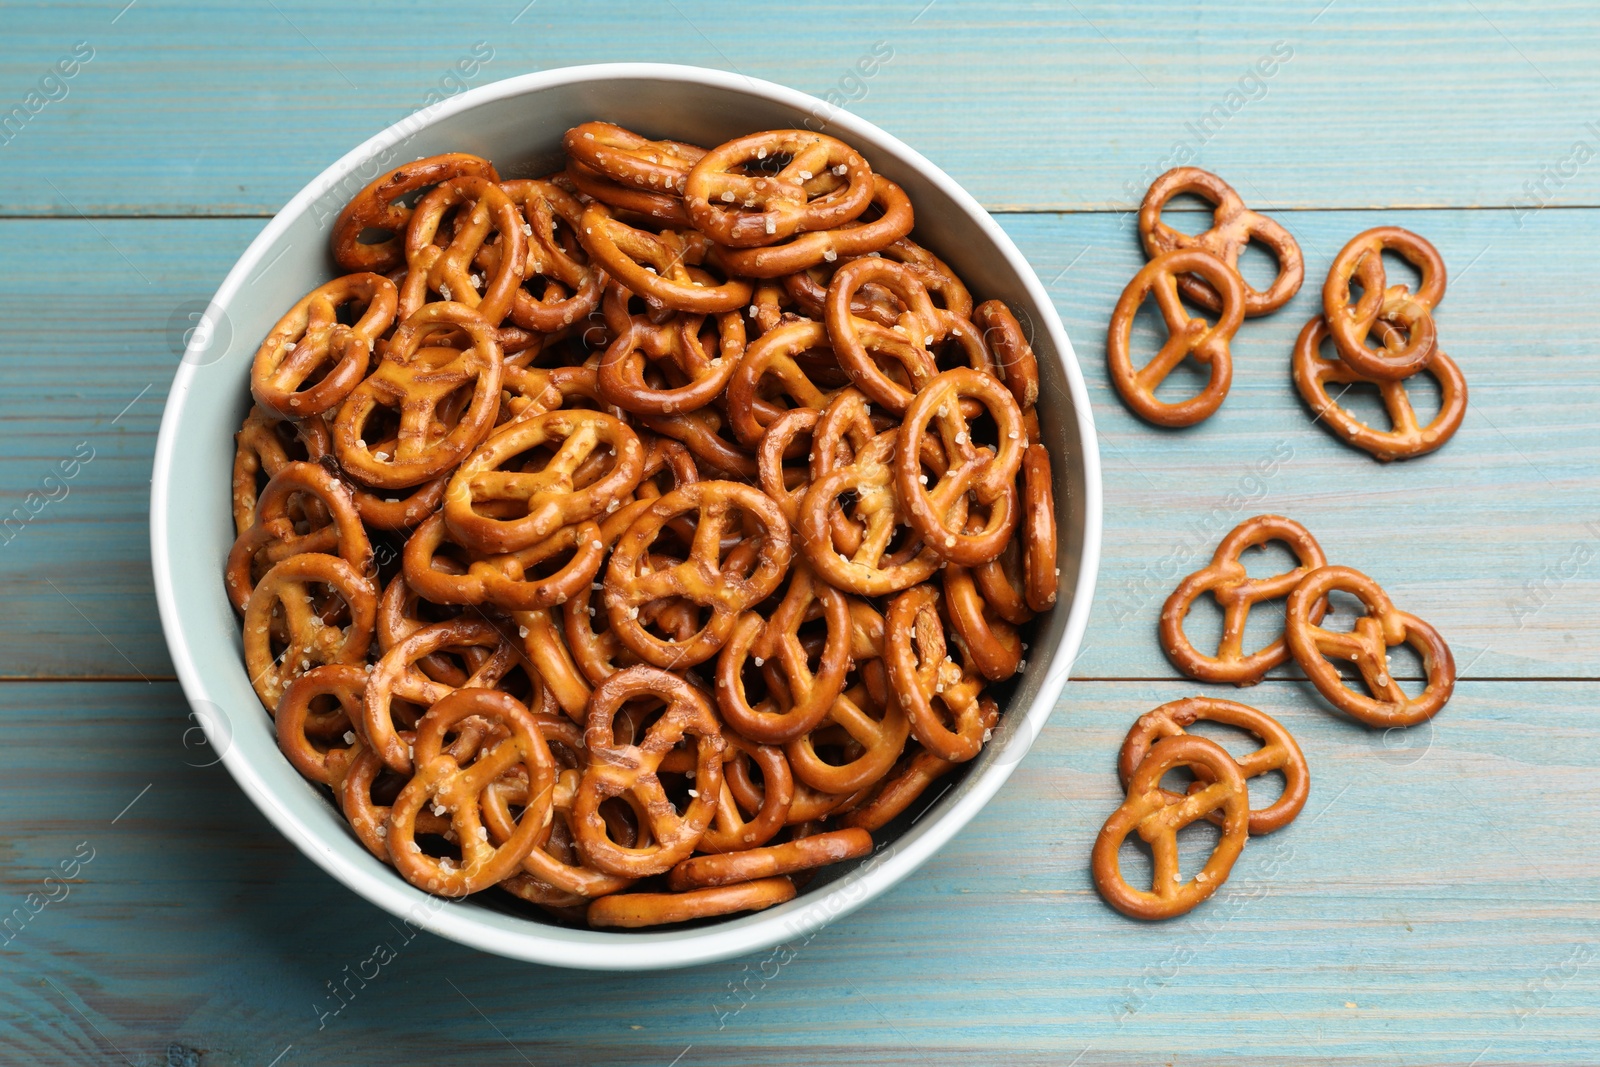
[[2, 1, 1600, 214], [0, 679, 1593, 1065], [3, 208, 1596, 679]]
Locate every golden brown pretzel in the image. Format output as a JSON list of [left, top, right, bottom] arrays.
[[402, 511, 604, 611], [1285, 565, 1455, 728], [577, 204, 752, 315], [1117, 697, 1309, 835], [1160, 514, 1328, 686], [1291, 315, 1467, 462], [442, 408, 646, 554], [333, 301, 504, 488], [511, 605, 593, 722], [972, 299, 1040, 410], [1106, 248, 1244, 427], [398, 176, 528, 327], [824, 257, 944, 414], [1020, 443, 1058, 613], [716, 175, 915, 278], [274, 663, 366, 787], [1323, 226, 1447, 380], [724, 318, 839, 446], [586, 876, 796, 928], [799, 426, 940, 596], [484, 713, 638, 901], [243, 553, 376, 710], [225, 460, 373, 613], [251, 274, 397, 419], [387, 687, 559, 897], [668, 827, 872, 889], [1091, 734, 1249, 921], [884, 583, 994, 763], [895, 368, 1025, 567], [572, 666, 726, 877], [714, 564, 852, 744], [756, 406, 820, 525], [496, 178, 604, 334], [361, 617, 517, 774], [942, 564, 1022, 680], [597, 305, 746, 418], [604, 480, 793, 668], [232, 406, 330, 535], [562, 122, 705, 194], [339, 747, 456, 863], [1138, 167, 1304, 317], [839, 743, 964, 832], [684, 130, 874, 247], [698, 733, 795, 853], [331, 153, 499, 273], [784, 673, 911, 795]]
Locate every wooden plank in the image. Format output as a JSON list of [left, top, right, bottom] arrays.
[[2, 205, 1595, 679], [0, 678, 1593, 1063], [3, 0, 1600, 215]]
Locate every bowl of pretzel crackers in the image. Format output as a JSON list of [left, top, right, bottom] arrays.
[[151, 64, 1101, 969]]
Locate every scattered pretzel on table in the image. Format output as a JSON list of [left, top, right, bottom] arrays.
[[1106, 247, 1245, 427], [1138, 167, 1305, 317], [227, 123, 1064, 929]]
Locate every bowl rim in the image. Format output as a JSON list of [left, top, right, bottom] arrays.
[[150, 61, 1102, 970]]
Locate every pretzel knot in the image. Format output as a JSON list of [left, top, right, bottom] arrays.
[[443, 409, 646, 554], [1285, 565, 1455, 728], [684, 130, 875, 248], [399, 176, 528, 328], [799, 420, 941, 597], [716, 174, 915, 279], [715, 564, 852, 744], [1160, 514, 1328, 686], [275, 663, 367, 787], [486, 712, 636, 902], [361, 618, 518, 775], [597, 303, 746, 417], [1323, 226, 1448, 380], [250, 274, 398, 419], [1092, 734, 1250, 921], [579, 204, 752, 315], [242, 552, 376, 711], [725, 318, 841, 446], [697, 733, 795, 853], [1117, 697, 1309, 835], [330, 152, 499, 274], [1138, 167, 1305, 317], [563, 122, 706, 194], [824, 257, 946, 414], [1292, 315, 1467, 462], [885, 583, 996, 763], [896, 368, 1026, 567], [226, 460, 373, 613], [387, 688, 559, 897], [333, 301, 504, 489], [496, 179, 604, 334], [1107, 248, 1245, 427], [573, 666, 727, 877], [605, 481, 793, 668], [402, 511, 605, 611]]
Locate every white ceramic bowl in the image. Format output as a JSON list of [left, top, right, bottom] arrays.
[[151, 63, 1101, 970]]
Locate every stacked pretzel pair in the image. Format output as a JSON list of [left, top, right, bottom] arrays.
[[1108, 167, 1467, 461], [1293, 227, 1466, 461], [1093, 514, 1456, 920], [228, 122, 1059, 927]]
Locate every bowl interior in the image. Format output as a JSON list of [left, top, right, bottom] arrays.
[[152, 64, 1099, 970]]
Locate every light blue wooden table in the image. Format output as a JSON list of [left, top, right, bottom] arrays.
[[4, 2, 1599, 1063]]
